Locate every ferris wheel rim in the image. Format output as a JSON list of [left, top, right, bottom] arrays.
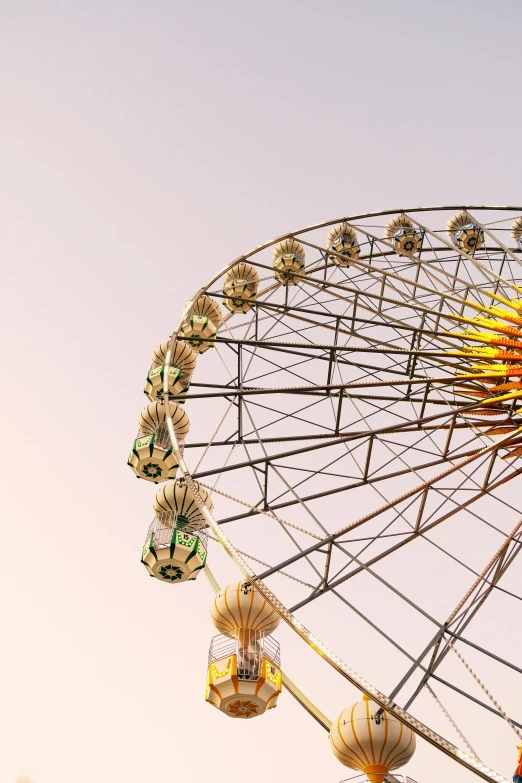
[[162, 205, 522, 783], [193, 204, 522, 288], [185, 205, 522, 304]]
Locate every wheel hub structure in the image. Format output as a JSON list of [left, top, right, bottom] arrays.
[[153, 206, 522, 782]]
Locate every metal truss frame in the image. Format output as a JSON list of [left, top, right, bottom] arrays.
[[162, 206, 522, 783]]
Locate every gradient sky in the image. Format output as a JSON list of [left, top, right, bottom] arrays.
[[2, 1, 522, 782]]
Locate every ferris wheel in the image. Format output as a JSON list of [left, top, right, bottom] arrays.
[[129, 206, 522, 783]]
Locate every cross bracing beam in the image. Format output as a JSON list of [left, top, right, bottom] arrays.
[[327, 582, 522, 731], [191, 395, 520, 480], [210, 335, 496, 361], [207, 282, 509, 347], [209, 263, 518, 339], [329, 586, 522, 729], [183, 417, 517, 447], [247, 454, 522, 586], [184, 388, 518, 410], [203, 439, 516, 526], [185, 373, 521, 398], [400, 531, 522, 711]]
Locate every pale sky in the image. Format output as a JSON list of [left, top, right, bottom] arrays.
[[2, 2, 522, 782]]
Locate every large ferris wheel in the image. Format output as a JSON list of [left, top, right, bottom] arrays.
[[129, 206, 522, 783]]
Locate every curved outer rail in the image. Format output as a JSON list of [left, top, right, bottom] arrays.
[[163, 207, 521, 783]]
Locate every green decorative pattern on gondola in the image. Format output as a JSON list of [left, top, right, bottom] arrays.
[[177, 531, 197, 548], [145, 365, 185, 400], [142, 533, 156, 561], [148, 365, 182, 384], [159, 564, 184, 581], [188, 563, 206, 580], [133, 434, 153, 455], [142, 462, 162, 478]]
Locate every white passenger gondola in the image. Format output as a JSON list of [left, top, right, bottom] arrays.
[[511, 217, 522, 251], [272, 239, 306, 284], [179, 295, 222, 353], [327, 223, 360, 266], [206, 581, 282, 718], [145, 339, 197, 401], [330, 696, 416, 781], [127, 401, 189, 483], [384, 214, 421, 257], [446, 210, 484, 253], [141, 478, 214, 583], [223, 261, 259, 313]]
